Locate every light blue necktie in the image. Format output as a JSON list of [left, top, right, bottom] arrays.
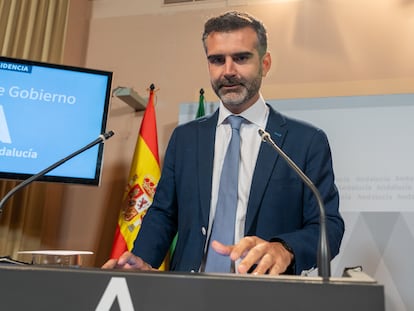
[[205, 115, 244, 273]]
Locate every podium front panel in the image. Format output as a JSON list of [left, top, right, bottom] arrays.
[[0, 264, 384, 311]]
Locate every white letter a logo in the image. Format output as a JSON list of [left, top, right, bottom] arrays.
[[95, 277, 135, 311], [0, 105, 11, 144]]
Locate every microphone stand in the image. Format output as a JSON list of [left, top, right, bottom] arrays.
[[258, 129, 331, 281], [0, 131, 114, 215]]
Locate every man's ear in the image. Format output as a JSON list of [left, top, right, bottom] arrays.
[[261, 52, 271, 77]]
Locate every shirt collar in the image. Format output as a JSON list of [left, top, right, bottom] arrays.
[[217, 93, 269, 128]]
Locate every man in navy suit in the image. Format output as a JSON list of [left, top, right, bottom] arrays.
[[103, 11, 344, 275]]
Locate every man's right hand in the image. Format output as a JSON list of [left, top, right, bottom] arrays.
[[101, 251, 154, 271]]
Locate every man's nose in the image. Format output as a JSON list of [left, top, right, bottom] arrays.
[[223, 57, 236, 76]]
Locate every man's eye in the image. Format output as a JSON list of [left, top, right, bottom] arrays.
[[233, 55, 249, 63], [208, 56, 225, 65]]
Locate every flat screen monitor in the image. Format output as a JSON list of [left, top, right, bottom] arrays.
[[0, 56, 112, 185]]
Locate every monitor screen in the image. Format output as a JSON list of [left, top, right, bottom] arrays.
[[0, 56, 112, 185]]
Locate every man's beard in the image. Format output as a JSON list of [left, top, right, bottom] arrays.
[[212, 74, 262, 108]]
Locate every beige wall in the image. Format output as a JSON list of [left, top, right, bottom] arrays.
[[57, 0, 414, 266]]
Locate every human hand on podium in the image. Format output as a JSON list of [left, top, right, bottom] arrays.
[[211, 236, 294, 275], [101, 237, 294, 275], [101, 252, 155, 271]]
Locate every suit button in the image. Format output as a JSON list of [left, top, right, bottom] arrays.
[[201, 227, 207, 236]]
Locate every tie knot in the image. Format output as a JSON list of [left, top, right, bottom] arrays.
[[227, 115, 244, 130]]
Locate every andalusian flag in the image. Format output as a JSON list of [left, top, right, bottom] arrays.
[[110, 84, 167, 269], [196, 88, 205, 119], [169, 88, 206, 259]]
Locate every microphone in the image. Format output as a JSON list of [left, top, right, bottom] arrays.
[[258, 128, 331, 281], [0, 131, 115, 215]]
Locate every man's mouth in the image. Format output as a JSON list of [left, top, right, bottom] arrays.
[[222, 84, 238, 88], [220, 83, 242, 91]]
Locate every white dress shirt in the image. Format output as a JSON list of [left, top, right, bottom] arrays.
[[205, 94, 269, 270]]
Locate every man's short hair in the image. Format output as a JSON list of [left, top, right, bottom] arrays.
[[202, 11, 268, 57]]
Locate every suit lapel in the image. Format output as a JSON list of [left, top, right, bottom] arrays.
[[197, 110, 219, 225], [245, 106, 288, 233]]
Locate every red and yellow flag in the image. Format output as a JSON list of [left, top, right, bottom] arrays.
[[110, 85, 166, 269]]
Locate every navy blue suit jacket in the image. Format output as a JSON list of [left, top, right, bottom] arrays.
[[133, 105, 344, 274]]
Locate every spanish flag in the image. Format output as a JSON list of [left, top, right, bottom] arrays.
[[110, 84, 167, 270]]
